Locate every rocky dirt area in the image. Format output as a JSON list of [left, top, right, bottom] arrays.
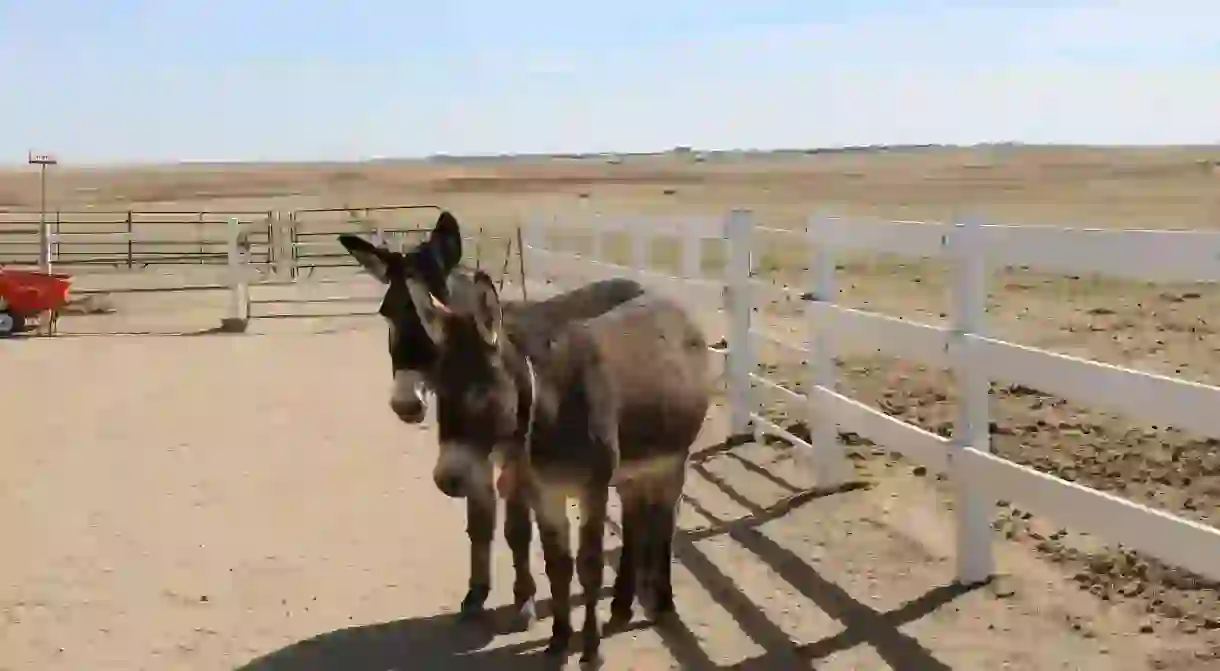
[[749, 255, 1220, 665]]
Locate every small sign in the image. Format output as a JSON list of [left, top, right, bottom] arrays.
[[27, 152, 58, 165]]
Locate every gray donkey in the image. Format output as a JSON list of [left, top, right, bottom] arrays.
[[403, 269, 712, 663], [339, 212, 647, 628]]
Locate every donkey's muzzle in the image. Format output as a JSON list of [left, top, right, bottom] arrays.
[[389, 370, 428, 424], [390, 396, 427, 424], [434, 472, 465, 498]]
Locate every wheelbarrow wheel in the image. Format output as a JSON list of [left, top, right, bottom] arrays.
[[0, 309, 24, 337]]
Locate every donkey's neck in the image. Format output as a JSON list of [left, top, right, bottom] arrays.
[[501, 327, 577, 457], [499, 336, 541, 452]]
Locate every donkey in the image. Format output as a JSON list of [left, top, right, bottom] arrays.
[[403, 269, 712, 663], [338, 212, 648, 628]]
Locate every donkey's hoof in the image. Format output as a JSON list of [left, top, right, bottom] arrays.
[[545, 629, 572, 657], [579, 647, 603, 668], [642, 598, 676, 625], [458, 587, 490, 620], [606, 607, 633, 633], [506, 597, 537, 631]]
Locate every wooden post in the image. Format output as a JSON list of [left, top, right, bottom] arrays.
[[516, 224, 528, 301]]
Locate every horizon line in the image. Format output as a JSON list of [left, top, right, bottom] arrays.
[[2, 141, 1219, 170]]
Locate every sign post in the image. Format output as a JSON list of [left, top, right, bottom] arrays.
[[27, 152, 58, 274]]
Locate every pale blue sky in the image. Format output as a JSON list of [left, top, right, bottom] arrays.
[[1, 0, 1217, 164]]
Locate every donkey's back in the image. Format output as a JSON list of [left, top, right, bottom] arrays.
[[534, 292, 711, 481]]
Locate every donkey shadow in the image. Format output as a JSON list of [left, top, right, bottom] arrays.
[[235, 604, 545, 671], [234, 591, 664, 671]]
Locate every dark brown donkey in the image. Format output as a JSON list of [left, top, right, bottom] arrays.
[[404, 269, 712, 663], [339, 212, 647, 628]]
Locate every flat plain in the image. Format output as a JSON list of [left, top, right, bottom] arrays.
[[4, 145, 1220, 669]]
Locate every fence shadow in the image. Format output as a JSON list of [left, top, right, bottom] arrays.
[[687, 461, 984, 670], [233, 447, 976, 670]]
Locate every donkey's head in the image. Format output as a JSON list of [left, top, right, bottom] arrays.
[[404, 269, 525, 498], [339, 210, 463, 424]]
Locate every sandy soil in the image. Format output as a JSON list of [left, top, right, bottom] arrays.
[[3, 314, 1208, 671]]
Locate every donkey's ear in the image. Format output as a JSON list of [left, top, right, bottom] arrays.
[[429, 211, 463, 272], [404, 275, 448, 345], [339, 234, 397, 284], [471, 271, 502, 347]]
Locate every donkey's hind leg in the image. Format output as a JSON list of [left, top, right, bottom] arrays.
[[535, 488, 575, 657], [575, 486, 610, 663], [643, 472, 686, 622], [608, 493, 644, 629]]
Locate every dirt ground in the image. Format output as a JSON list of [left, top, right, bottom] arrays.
[[1, 297, 1210, 671], [4, 146, 1220, 668]]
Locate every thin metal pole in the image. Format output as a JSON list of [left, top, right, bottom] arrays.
[[38, 164, 50, 274], [515, 224, 528, 301], [498, 236, 514, 291]]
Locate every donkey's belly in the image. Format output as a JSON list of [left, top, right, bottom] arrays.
[[526, 452, 687, 501]]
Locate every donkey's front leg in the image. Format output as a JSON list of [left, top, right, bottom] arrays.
[[577, 487, 610, 664], [460, 488, 496, 618], [536, 489, 574, 657], [503, 491, 537, 629]]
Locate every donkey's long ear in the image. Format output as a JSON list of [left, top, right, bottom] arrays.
[[339, 234, 396, 284], [471, 271, 503, 347], [429, 211, 463, 273], [404, 275, 448, 345]]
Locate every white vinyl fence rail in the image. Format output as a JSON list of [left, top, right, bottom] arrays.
[[521, 210, 1220, 587]]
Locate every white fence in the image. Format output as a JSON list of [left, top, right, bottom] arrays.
[[520, 210, 1220, 586]]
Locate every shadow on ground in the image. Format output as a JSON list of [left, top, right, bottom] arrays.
[[236, 606, 563, 671], [235, 438, 982, 670]]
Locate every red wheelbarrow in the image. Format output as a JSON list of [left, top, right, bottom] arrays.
[[0, 268, 73, 337]]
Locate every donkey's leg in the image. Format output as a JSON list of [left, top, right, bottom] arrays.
[[460, 484, 496, 618], [646, 497, 679, 620], [609, 492, 643, 628], [535, 488, 574, 657], [644, 471, 686, 622], [503, 490, 537, 629], [577, 486, 609, 663]]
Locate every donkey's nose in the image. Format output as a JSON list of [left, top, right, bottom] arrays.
[[389, 397, 426, 423]]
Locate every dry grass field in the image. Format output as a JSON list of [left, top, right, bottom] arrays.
[[5, 145, 1220, 668]]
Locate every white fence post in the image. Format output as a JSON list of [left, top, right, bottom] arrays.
[[725, 209, 755, 435], [805, 214, 852, 487], [680, 218, 703, 282], [223, 217, 250, 333], [949, 214, 995, 584]]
